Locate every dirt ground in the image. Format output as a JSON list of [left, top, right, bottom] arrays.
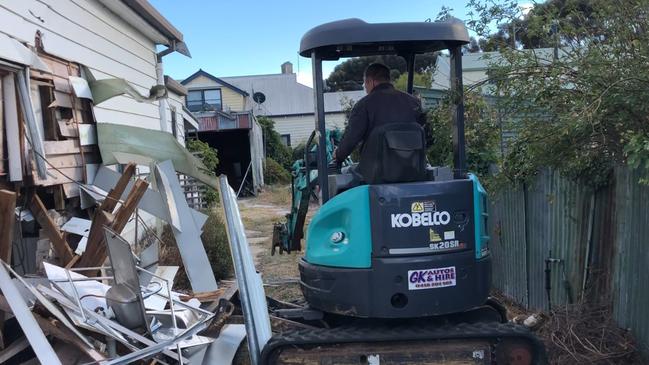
[[238, 185, 311, 303]]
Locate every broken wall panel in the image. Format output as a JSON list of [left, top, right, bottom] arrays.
[[155, 160, 218, 293], [2, 73, 21, 181]]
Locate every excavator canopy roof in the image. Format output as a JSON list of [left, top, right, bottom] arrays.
[[299, 18, 470, 60]]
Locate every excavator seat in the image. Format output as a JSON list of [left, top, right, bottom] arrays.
[[328, 122, 427, 198]]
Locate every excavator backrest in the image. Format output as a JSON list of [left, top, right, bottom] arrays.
[[358, 122, 427, 184]]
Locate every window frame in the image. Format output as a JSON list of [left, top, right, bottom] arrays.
[[186, 88, 222, 112], [280, 134, 291, 147]]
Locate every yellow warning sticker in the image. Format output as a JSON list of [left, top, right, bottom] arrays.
[[429, 229, 442, 242], [411, 201, 424, 213]]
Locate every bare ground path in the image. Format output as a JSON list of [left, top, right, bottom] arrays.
[[237, 186, 306, 302]]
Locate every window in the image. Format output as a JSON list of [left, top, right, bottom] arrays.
[[280, 134, 291, 147], [186, 89, 222, 112]]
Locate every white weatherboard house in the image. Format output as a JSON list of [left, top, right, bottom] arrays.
[[0, 0, 196, 242], [0, 0, 197, 141], [183, 62, 365, 147]]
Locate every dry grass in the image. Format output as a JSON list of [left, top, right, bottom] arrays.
[[538, 301, 641, 365], [238, 186, 305, 303], [256, 184, 292, 207]]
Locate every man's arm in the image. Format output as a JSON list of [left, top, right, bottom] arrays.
[[335, 100, 368, 161]]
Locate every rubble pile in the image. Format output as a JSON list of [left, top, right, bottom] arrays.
[[0, 161, 246, 364], [0, 42, 249, 364]]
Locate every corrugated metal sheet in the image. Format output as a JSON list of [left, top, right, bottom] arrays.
[[612, 167, 649, 354], [491, 169, 592, 309], [490, 186, 529, 306], [491, 166, 649, 355]]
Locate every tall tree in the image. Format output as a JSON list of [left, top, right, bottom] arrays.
[[325, 53, 437, 91]]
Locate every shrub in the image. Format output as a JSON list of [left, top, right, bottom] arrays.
[[257, 116, 293, 170], [186, 139, 219, 206], [264, 158, 291, 185], [201, 209, 233, 281], [159, 209, 233, 290]]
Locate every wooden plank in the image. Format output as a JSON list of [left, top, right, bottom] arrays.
[[42, 140, 94, 156], [0, 294, 105, 362], [73, 210, 113, 269], [0, 190, 16, 264], [31, 167, 83, 187], [0, 336, 29, 363], [75, 177, 147, 270], [62, 183, 80, 198], [30, 195, 74, 265], [42, 153, 84, 169], [111, 179, 148, 232], [57, 120, 78, 137], [102, 163, 136, 213], [0, 337, 29, 364]]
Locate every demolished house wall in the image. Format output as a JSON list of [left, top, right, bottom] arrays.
[[0, 2, 241, 364], [0, 0, 164, 130]]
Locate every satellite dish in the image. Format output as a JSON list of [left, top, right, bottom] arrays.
[[253, 92, 266, 104]]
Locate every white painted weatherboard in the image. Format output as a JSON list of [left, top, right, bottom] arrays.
[[0, 0, 163, 130]]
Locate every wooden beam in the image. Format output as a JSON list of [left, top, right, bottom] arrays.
[[43, 140, 93, 156], [0, 294, 104, 362], [72, 210, 113, 269], [111, 179, 148, 232], [101, 163, 135, 213], [30, 195, 74, 265], [0, 337, 29, 364], [0, 190, 16, 263], [74, 178, 148, 270]]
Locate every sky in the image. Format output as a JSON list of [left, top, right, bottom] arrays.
[[150, 0, 474, 87]]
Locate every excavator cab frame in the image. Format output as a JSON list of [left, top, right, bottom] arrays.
[[299, 18, 470, 203]]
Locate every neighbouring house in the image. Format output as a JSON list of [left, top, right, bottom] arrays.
[[220, 62, 365, 147], [0, 0, 205, 270], [181, 69, 264, 195]]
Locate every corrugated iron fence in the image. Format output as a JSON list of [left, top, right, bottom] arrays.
[[490, 167, 649, 353]]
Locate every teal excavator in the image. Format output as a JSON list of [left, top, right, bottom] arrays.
[[267, 18, 547, 365]]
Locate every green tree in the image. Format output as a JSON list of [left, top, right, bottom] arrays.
[[466, 0, 649, 187], [257, 116, 293, 170], [186, 139, 219, 206], [426, 90, 500, 181], [394, 72, 432, 91], [326, 54, 437, 91]]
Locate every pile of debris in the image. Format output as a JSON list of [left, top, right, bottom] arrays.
[[0, 39, 257, 364], [0, 159, 251, 364]]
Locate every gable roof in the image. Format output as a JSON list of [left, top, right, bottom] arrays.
[[181, 69, 249, 96], [220, 73, 365, 116]]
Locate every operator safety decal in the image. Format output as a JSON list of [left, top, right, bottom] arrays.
[[391, 200, 450, 228], [408, 266, 457, 290]]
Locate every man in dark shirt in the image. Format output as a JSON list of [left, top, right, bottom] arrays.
[[334, 63, 427, 165]]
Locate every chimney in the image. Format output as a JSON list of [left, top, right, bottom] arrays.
[[281, 61, 293, 74]]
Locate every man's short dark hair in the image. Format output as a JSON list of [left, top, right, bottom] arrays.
[[364, 63, 390, 83]]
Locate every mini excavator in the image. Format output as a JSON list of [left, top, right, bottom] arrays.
[[267, 18, 547, 365]]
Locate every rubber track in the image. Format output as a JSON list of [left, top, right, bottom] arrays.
[[261, 321, 547, 364]]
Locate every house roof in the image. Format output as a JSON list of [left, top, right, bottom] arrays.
[[181, 69, 249, 96], [220, 72, 365, 116], [431, 48, 557, 90], [164, 75, 187, 96], [122, 0, 184, 43]]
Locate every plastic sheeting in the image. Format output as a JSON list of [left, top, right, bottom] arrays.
[[96, 123, 218, 189], [82, 66, 166, 105]]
